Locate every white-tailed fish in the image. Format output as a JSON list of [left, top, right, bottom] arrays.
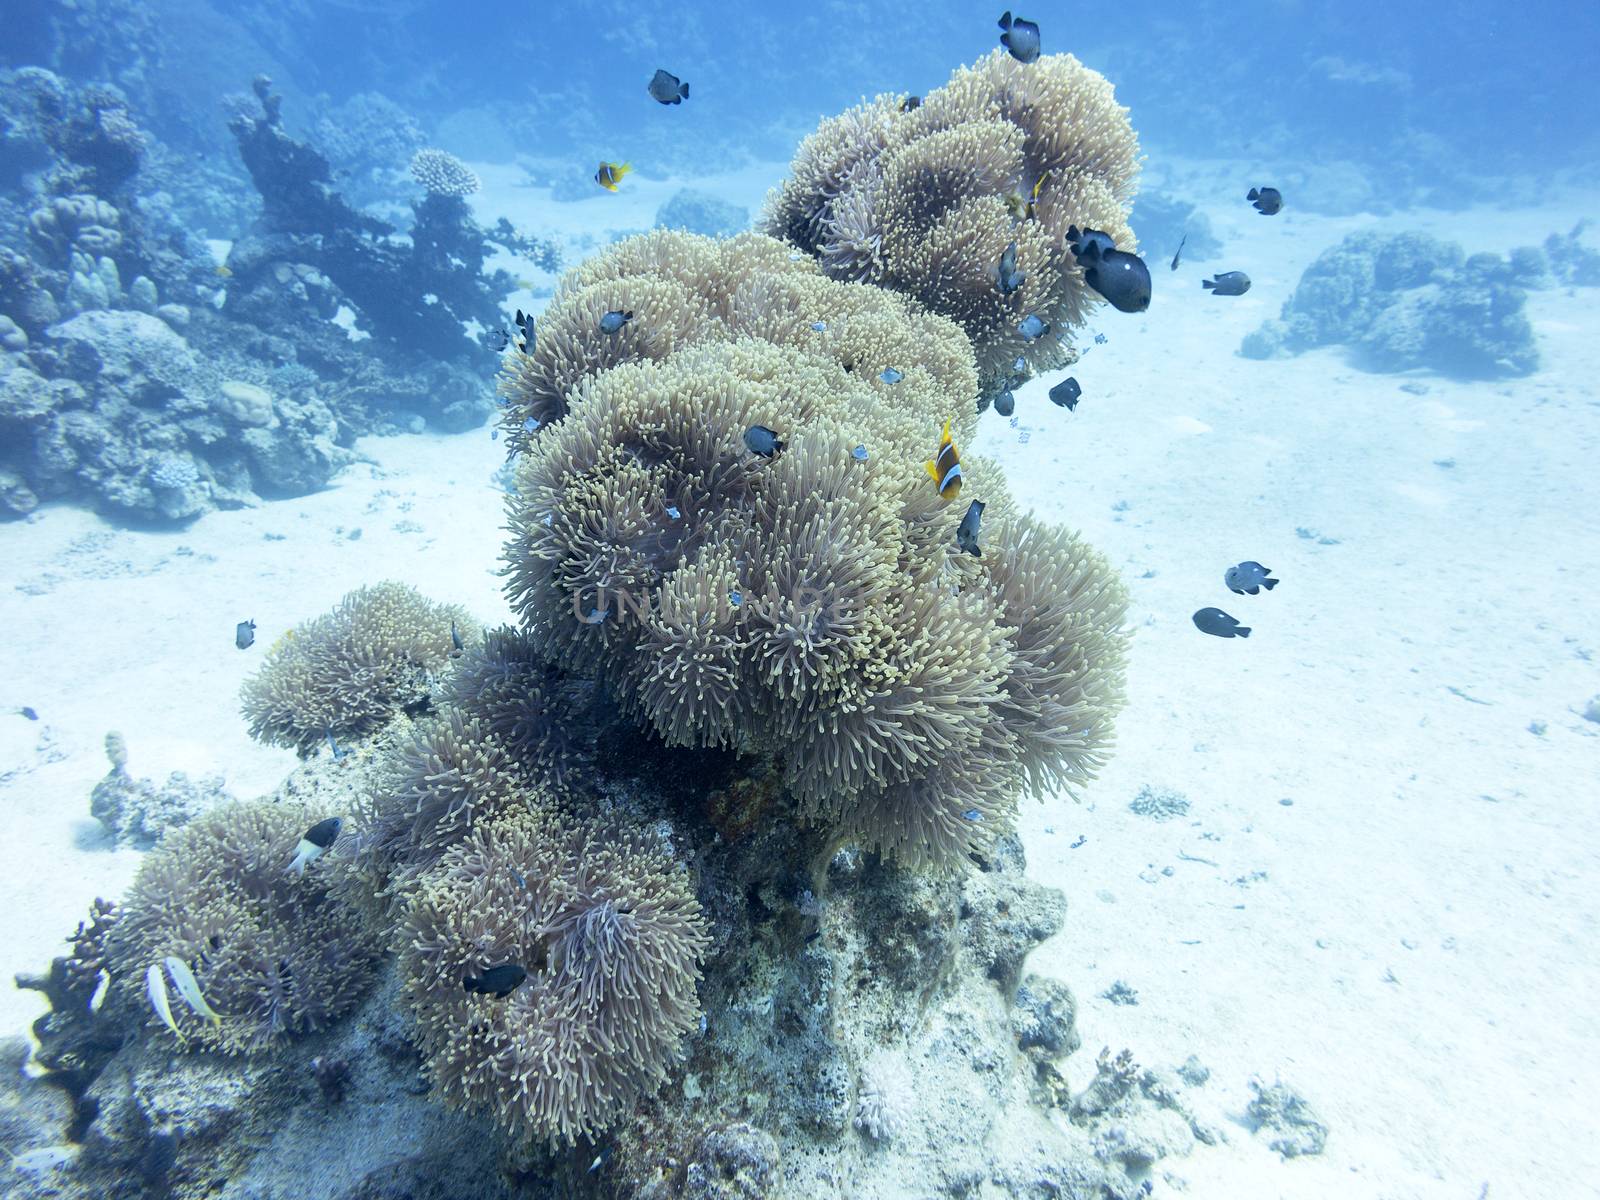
[[164, 956, 223, 1024], [288, 816, 343, 876]]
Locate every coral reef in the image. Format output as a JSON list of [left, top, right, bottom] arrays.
[[408, 147, 480, 198], [0, 70, 558, 522], [311, 92, 426, 210], [240, 582, 473, 755], [654, 187, 749, 238], [14, 49, 1188, 1200], [1241, 230, 1539, 377], [104, 798, 382, 1054], [499, 230, 1128, 871], [763, 50, 1140, 396], [398, 805, 710, 1147]]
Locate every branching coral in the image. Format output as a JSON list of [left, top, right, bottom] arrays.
[[763, 51, 1140, 394], [240, 582, 474, 755], [498, 230, 1128, 871], [409, 148, 480, 198], [105, 800, 381, 1053], [397, 806, 709, 1146]]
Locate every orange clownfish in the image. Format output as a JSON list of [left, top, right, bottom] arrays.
[[924, 418, 963, 501], [595, 161, 633, 192]]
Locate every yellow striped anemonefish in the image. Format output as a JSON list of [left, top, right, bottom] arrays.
[[595, 161, 633, 192], [925, 418, 963, 501]]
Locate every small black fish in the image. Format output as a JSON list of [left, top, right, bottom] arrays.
[[1049, 377, 1082, 410], [587, 1146, 613, 1173], [1202, 271, 1251, 296], [997, 240, 1025, 294], [956, 499, 985, 557], [1247, 186, 1282, 216], [305, 816, 342, 849], [647, 69, 689, 105], [463, 963, 528, 997], [235, 619, 256, 650], [1170, 234, 1186, 271], [998, 11, 1041, 63], [19, 706, 38, 721], [1066, 225, 1116, 265], [450, 620, 464, 654], [1192, 607, 1250, 639], [599, 309, 633, 334], [1070, 834, 1087, 849], [490, 327, 510, 351], [1225, 561, 1279, 595], [1085, 249, 1152, 313], [993, 390, 1015, 417], [325, 727, 346, 762], [513, 308, 535, 353], [899, 94, 922, 112], [743, 425, 785, 457]]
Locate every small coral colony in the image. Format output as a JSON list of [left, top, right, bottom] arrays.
[[49, 10, 1286, 1154]]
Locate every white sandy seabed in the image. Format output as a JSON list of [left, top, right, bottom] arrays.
[[1, 159, 1596, 1200]]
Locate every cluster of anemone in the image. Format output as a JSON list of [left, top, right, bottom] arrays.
[[397, 806, 710, 1147], [500, 227, 1129, 870], [762, 50, 1140, 395], [240, 581, 474, 755], [409, 147, 480, 198], [353, 709, 531, 897], [105, 800, 382, 1054], [434, 626, 606, 798]]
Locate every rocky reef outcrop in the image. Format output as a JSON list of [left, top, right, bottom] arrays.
[[1239, 229, 1551, 378], [0, 69, 557, 523]]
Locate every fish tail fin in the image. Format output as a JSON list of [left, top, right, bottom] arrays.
[[1202, 279, 1215, 290], [773, 439, 786, 453], [681, 82, 689, 98], [1262, 578, 1278, 590], [286, 851, 307, 877], [1248, 188, 1260, 201], [1236, 626, 1252, 638]]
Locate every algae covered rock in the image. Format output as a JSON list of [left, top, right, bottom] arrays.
[[1241, 230, 1538, 377]]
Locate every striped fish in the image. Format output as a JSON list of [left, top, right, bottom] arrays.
[[924, 418, 963, 501]]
